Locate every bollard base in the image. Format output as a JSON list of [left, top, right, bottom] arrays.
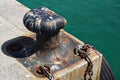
[[5, 30, 102, 80]]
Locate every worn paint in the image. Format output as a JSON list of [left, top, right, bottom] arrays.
[[5, 30, 102, 80]]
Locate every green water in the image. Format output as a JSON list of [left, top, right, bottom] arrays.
[[18, 0, 120, 79]]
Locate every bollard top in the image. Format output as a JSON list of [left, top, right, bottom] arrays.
[[23, 6, 67, 36]]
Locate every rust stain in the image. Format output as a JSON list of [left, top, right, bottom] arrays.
[[96, 55, 102, 80], [45, 20, 56, 27], [28, 11, 34, 17], [34, 66, 43, 77], [10, 30, 102, 80], [35, 18, 41, 26], [28, 54, 37, 61]]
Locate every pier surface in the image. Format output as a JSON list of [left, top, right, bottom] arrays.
[[0, 0, 35, 80]]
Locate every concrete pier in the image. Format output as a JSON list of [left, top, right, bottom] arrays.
[[0, 0, 35, 80]]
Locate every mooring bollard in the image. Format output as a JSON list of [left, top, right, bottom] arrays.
[[23, 6, 67, 49], [22, 6, 102, 80], [4, 6, 103, 80]]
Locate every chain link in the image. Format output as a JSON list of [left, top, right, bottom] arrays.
[[36, 65, 55, 80], [36, 43, 93, 80], [74, 43, 93, 80]]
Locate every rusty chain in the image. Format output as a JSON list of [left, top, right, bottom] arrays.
[[36, 43, 93, 80], [74, 43, 93, 80], [36, 65, 55, 80]]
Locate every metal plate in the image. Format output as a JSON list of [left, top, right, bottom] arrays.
[[3, 30, 83, 77]]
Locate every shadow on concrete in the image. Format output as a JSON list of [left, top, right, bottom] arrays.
[[1, 36, 36, 58]]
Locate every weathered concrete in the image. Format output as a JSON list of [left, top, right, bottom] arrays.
[[0, 0, 35, 80], [0, 0, 30, 32], [0, 0, 102, 80]]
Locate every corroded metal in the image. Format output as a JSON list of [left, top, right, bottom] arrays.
[[16, 31, 81, 74], [23, 6, 67, 34], [23, 6, 67, 48], [4, 30, 102, 80], [35, 65, 55, 80], [74, 44, 93, 80]]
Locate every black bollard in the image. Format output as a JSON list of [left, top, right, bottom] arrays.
[[23, 6, 67, 49]]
